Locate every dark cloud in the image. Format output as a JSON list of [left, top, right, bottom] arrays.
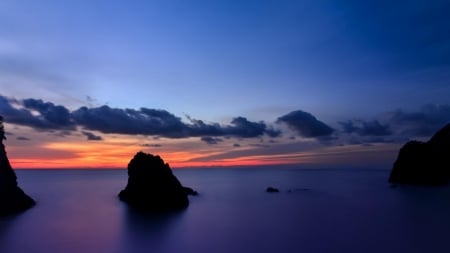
[[233, 143, 241, 147], [224, 117, 269, 138], [0, 95, 278, 139], [23, 98, 73, 127], [201, 136, 223, 145], [72, 106, 187, 137], [81, 131, 103, 141], [6, 95, 447, 145], [188, 116, 279, 138], [277, 110, 334, 138], [16, 136, 30, 141], [73, 106, 276, 138], [339, 120, 391, 136], [0, 95, 51, 129]]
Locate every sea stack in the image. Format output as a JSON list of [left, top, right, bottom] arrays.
[[0, 116, 35, 216], [389, 123, 450, 185], [119, 152, 189, 212]]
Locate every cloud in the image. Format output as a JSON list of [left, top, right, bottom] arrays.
[[81, 131, 103, 141], [388, 104, 450, 137], [339, 120, 391, 136], [142, 144, 162, 147], [6, 95, 447, 146], [16, 136, 30, 141], [337, 104, 450, 145], [23, 98, 73, 127], [0, 95, 280, 139], [73, 106, 276, 138], [224, 117, 275, 138], [277, 110, 334, 138], [201, 136, 223, 145], [72, 106, 187, 137], [188, 116, 280, 138], [0, 95, 51, 129]]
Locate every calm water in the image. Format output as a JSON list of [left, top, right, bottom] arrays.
[[1, 168, 450, 253]]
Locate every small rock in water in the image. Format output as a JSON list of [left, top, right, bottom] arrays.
[[266, 186, 280, 193]]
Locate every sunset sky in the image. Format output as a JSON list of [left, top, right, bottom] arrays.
[[0, 0, 449, 169]]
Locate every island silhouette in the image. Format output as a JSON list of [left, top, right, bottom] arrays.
[[0, 116, 35, 216]]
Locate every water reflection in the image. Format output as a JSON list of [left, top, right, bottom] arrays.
[[119, 204, 187, 253], [0, 215, 18, 251]]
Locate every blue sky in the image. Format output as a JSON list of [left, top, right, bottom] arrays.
[[0, 0, 449, 168]]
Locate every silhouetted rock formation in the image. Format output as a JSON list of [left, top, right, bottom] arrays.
[[182, 186, 199, 196], [119, 152, 189, 212], [266, 186, 279, 193], [0, 117, 35, 216], [389, 123, 450, 185]]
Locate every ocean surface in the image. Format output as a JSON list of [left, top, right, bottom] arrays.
[[1, 168, 450, 253]]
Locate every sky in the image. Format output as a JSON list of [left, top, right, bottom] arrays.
[[0, 0, 449, 169]]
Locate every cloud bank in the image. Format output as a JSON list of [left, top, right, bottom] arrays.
[[0, 95, 279, 139], [2, 95, 449, 146]]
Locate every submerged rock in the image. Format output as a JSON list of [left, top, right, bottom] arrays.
[[119, 152, 189, 212], [389, 123, 450, 185], [0, 117, 35, 216]]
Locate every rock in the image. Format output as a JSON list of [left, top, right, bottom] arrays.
[[389, 123, 450, 185], [266, 186, 279, 193], [0, 117, 35, 216], [182, 186, 199, 196], [119, 152, 189, 212]]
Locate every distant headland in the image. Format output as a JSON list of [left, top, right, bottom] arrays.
[[389, 123, 450, 185]]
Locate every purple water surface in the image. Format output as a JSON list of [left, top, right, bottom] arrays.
[[1, 168, 450, 253]]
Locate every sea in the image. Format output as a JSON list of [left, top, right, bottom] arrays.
[[1, 167, 450, 253]]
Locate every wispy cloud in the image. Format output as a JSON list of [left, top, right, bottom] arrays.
[[81, 131, 103, 141], [201, 136, 224, 145], [16, 136, 30, 141], [339, 120, 391, 136]]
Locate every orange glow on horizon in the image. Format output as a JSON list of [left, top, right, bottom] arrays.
[[7, 138, 399, 169]]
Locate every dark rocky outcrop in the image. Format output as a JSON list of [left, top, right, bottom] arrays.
[[182, 186, 199, 196], [119, 152, 189, 212], [0, 120, 35, 216], [389, 123, 450, 185], [266, 186, 279, 193]]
